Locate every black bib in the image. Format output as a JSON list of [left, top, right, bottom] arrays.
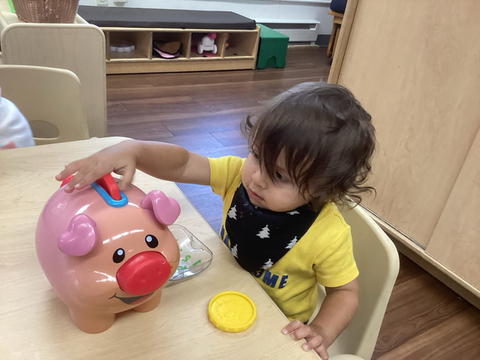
[[224, 183, 320, 272]]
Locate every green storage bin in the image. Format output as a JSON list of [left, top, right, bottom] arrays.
[[256, 24, 289, 69]]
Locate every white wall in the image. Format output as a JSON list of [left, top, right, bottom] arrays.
[[79, 0, 333, 35]]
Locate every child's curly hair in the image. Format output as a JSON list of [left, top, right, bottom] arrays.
[[241, 81, 376, 211]]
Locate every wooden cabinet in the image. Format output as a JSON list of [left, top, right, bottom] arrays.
[[426, 130, 480, 291], [328, 0, 480, 306], [101, 27, 260, 74]]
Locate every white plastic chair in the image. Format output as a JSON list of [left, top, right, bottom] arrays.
[[313, 204, 400, 360], [0, 64, 89, 145]]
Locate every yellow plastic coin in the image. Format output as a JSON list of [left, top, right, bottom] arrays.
[[208, 291, 256, 333]]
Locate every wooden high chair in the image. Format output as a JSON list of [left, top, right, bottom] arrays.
[[326, 10, 344, 59], [0, 65, 90, 145], [0, 6, 107, 138]]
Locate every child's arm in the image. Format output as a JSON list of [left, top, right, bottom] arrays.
[[282, 278, 359, 360], [56, 140, 210, 192]]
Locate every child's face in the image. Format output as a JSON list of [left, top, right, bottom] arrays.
[[241, 149, 310, 212]]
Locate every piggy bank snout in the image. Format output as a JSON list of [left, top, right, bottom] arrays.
[[116, 252, 171, 295]]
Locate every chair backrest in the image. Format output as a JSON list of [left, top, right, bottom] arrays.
[[0, 64, 90, 145], [317, 204, 400, 359]]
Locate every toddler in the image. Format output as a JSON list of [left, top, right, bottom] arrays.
[[56, 81, 375, 359], [0, 87, 35, 149]]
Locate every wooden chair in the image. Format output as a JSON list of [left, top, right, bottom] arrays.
[[0, 65, 90, 145], [312, 204, 400, 360], [0, 20, 107, 138], [326, 10, 344, 59]]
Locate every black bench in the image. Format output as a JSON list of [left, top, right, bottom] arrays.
[[77, 6, 256, 30]]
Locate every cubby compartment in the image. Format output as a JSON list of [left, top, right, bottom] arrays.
[[189, 32, 222, 59], [106, 30, 152, 61], [224, 31, 259, 58], [152, 31, 190, 60]]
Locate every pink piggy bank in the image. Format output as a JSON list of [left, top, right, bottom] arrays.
[[36, 174, 181, 333]]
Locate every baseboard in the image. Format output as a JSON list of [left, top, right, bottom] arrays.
[[256, 19, 321, 44]]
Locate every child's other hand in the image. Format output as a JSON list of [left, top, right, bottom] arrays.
[[282, 320, 329, 359], [55, 141, 137, 193]]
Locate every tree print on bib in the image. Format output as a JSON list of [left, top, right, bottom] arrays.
[[257, 225, 270, 239]]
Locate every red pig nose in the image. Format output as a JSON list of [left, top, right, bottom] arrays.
[[116, 251, 171, 295]]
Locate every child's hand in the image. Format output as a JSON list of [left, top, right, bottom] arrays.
[[55, 141, 137, 193], [282, 320, 329, 359]]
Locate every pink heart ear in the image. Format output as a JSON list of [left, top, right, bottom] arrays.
[[141, 190, 180, 225], [58, 214, 97, 256]]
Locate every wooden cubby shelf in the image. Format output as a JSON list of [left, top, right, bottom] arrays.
[[102, 26, 260, 74]]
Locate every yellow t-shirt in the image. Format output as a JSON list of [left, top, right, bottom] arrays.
[[209, 156, 359, 322]]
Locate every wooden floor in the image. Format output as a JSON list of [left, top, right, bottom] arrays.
[[106, 47, 480, 360]]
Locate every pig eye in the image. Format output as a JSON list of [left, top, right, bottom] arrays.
[[113, 248, 125, 263], [145, 234, 159, 248]]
